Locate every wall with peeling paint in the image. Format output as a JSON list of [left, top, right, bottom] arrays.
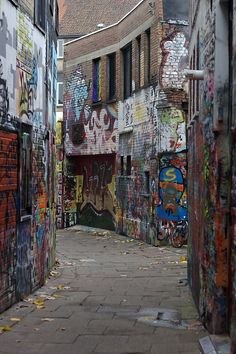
[[188, 0, 235, 345], [62, 0, 188, 242], [0, 0, 57, 312]]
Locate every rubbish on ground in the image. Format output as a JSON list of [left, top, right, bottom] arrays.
[[41, 318, 55, 322], [50, 270, 61, 277], [180, 256, 187, 263], [57, 285, 71, 290], [10, 318, 21, 322], [80, 258, 96, 262], [120, 274, 128, 277]]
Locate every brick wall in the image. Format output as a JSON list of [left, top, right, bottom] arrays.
[[63, 0, 189, 241], [0, 0, 57, 312]]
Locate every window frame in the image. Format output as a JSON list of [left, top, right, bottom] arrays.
[[122, 43, 132, 99], [108, 53, 116, 101], [34, 0, 46, 33], [57, 82, 63, 106], [57, 39, 64, 59], [93, 58, 102, 103]]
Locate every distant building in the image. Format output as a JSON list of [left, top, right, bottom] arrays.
[[188, 0, 236, 351], [56, 0, 142, 229], [62, 0, 189, 245], [0, 0, 58, 312]]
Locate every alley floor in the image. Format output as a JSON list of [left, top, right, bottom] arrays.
[[0, 227, 207, 354]]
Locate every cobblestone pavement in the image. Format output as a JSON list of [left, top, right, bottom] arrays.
[[0, 227, 207, 354]]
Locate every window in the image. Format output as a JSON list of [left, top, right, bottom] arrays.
[[136, 36, 141, 88], [57, 39, 64, 59], [93, 58, 102, 102], [120, 156, 124, 176], [145, 171, 150, 194], [108, 53, 116, 100], [55, 1, 59, 34], [126, 155, 131, 176], [50, 0, 54, 15], [21, 125, 32, 215], [57, 82, 63, 106], [146, 29, 151, 83], [122, 44, 132, 99], [35, 0, 46, 31]]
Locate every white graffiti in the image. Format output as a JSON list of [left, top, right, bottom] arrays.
[[161, 32, 188, 89]]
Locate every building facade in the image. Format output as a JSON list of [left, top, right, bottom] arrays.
[[0, 0, 58, 312], [188, 0, 236, 351], [56, 0, 143, 229], [62, 0, 189, 245]]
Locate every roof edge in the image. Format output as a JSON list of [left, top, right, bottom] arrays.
[[64, 0, 145, 46]]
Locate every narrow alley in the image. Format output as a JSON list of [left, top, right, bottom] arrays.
[[0, 227, 206, 354]]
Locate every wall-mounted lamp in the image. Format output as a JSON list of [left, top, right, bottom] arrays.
[[184, 69, 204, 80]]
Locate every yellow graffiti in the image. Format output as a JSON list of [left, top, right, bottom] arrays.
[[57, 161, 63, 172], [164, 168, 177, 181], [76, 175, 83, 203], [56, 121, 62, 145], [108, 176, 116, 198]]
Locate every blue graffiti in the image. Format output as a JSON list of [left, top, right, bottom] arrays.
[[157, 166, 187, 221]]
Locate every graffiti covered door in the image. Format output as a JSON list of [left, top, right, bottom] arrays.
[[0, 130, 18, 312]]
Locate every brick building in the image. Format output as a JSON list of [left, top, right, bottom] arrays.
[[0, 0, 58, 312], [188, 0, 236, 351], [62, 0, 189, 244], [56, 0, 142, 229]]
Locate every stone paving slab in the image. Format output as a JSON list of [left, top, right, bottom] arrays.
[[0, 227, 207, 353]]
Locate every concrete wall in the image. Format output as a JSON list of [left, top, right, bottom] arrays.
[[62, 0, 189, 240], [188, 0, 235, 343], [0, 0, 57, 312]]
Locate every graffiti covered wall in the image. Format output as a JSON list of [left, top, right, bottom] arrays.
[[62, 63, 118, 228], [64, 65, 118, 156], [0, 0, 57, 312], [188, 0, 232, 335], [116, 24, 188, 245]]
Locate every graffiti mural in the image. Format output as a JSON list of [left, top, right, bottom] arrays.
[[157, 159, 187, 221], [76, 155, 116, 230], [64, 65, 118, 155], [159, 107, 186, 152], [16, 221, 31, 298], [160, 32, 188, 89]]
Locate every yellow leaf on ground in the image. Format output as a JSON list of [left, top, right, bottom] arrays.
[[0, 326, 12, 332], [10, 318, 21, 322], [33, 299, 45, 306], [180, 256, 187, 263]]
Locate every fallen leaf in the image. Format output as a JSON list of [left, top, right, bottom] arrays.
[[0, 326, 12, 332], [33, 299, 45, 307], [10, 318, 21, 322], [180, 256, 187, 264]]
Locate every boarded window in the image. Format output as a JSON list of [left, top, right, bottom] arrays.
[[146, 29, 151, 83], [127, 155, 131, 176], [123, 44, 132, 99], [108, 53, 116, 100]]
